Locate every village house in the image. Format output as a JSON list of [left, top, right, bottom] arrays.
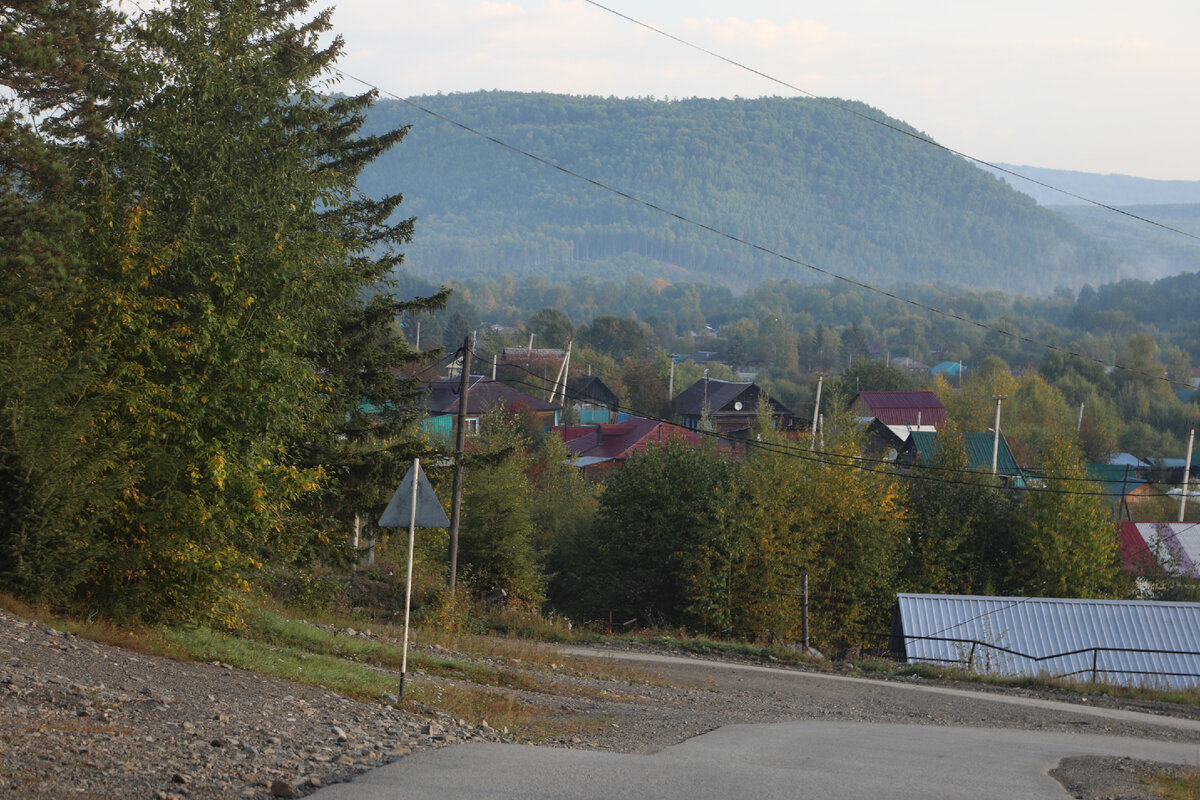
[[672, 377, 799, 438], [419, 376, 560, 438]]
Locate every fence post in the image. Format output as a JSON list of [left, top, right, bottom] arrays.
[[967, 641, 977, 672], [801, 571, 810, 651], [1092, 649, 1099, 684]]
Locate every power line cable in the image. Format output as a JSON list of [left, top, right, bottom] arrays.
[[115, 0, 1198, 393], [110, 0, 1200, 410], [351, 86, 1194, 392], [485, 348, 1187, 499], [581, 0, 1200, 245], [487, 346, 1187, 491]]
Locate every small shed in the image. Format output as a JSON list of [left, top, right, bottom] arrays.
[[1088, 464, 1167, 517], [894, 593, 1200, 689], [861, 419, 937, 458], [930, 361, 965, 380]]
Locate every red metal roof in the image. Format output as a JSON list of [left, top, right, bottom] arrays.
[[553, 418, 702, 463], [852, 391, 946, 427]]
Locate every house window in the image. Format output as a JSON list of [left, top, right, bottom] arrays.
[[465, 417, 480, 436]]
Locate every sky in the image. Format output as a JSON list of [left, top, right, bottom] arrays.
[[324, 0, 1200, 181]]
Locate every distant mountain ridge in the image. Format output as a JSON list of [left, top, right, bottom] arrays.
[[976, 164, 1200, 279], [983, 164, 1200, 207], [359, 92, 1135, 294]]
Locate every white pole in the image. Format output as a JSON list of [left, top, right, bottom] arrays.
[[668, 357, 675, 401], [992, 396, 1004, 475], [810, 374, 824, 450], [1077, 402, 1085, 433], [559, 340, 572, 403], [1181, 428, 1195, 523], [492, 353, 497, 381], [400, 458, 420, 697]]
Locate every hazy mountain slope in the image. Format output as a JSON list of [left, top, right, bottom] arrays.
[[1047, 205, 1200, 281], [360, 92, 1130, 294], [984, 164, 1200, 207]]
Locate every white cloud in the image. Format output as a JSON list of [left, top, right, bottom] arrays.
[[683, 16, 832, 47]]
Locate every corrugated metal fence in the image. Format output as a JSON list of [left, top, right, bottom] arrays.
[[894, 593, 1200, 689]]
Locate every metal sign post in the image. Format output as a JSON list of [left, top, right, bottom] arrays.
[[379, 459, 450, 698]]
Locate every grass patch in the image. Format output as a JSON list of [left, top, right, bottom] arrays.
[[161, 622, 537, 730], [866, 657, 1200, 707], [634, 631, 817, 667], [1146, 767, 1200, 799]]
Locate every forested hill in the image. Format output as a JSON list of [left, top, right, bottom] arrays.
[[358, 91, 1129, 294]]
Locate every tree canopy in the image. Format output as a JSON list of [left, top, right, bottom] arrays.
[[0, 0, 443, 622]]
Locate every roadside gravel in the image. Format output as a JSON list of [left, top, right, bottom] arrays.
[[0, 610, 505, 799], [4, 608, 1199, 799]]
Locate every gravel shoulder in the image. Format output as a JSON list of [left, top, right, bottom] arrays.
[[3, 609, 1198, 799]]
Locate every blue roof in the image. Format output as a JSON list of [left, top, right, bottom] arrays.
[[930, 361, 964, 376], [1108, 453, 1151, 468], [896, 593, 1200, 689]]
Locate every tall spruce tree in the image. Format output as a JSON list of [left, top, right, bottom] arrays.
[[0, 0, 127, 604], [2, 0, 442, 621]]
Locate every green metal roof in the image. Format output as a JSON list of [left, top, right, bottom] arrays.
[[908, 431, 1021, 477]]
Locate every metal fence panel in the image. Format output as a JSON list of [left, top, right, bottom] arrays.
[[896, 593, 1200, 689]]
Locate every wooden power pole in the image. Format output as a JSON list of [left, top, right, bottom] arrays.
[[447, 335, 473, 590]]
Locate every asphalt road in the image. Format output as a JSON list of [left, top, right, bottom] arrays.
[[310, 648, 1200, 800], [310, 722, 1200, 800]]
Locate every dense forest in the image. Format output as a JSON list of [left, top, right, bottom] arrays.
[[358, 91, 1133, 294]]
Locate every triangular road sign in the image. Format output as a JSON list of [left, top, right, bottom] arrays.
[[379, 461, 450, 528]]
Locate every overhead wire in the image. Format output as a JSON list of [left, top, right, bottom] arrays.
[[581, 0, 1200, 245], [115, 0, 1200, 393], [481, 345, 1193, 499], [329, 75, 1195, 392], [108, 0, 1200, 645], [476, 349, 1200, 637]]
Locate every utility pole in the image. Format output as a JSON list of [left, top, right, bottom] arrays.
[[991, 395, 1005, 476], [811, 374, 824, 450], [550, 340, 573, 404], [668, 356, 676, 401], [1077, 402, 1085, 433], [447, 335, 473, 590], [1181, 427, 1195, 523]]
